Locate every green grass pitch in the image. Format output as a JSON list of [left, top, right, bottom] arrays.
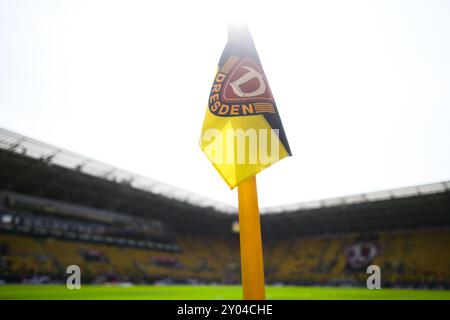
[[0, 285, 449, 300]]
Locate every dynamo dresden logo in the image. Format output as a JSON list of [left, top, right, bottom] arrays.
[[209, 56, 276, 117]]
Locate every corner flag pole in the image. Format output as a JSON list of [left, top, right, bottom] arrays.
[[200, 19, 290, 300], [237, 175, 266, 300]]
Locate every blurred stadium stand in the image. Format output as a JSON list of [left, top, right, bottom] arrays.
[[0, 127, 449, 288]]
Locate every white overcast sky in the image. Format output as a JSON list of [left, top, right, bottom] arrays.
[[1, 0, 450, 209]]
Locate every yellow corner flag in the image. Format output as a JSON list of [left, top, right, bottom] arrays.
[[200, 21, 291, 300], [200, 22, 291, 189]]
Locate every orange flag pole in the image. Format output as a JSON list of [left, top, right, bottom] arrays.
[[237, 175, 266, 300]]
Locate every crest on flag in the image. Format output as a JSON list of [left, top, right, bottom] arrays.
[[208, 56, 276, 117]]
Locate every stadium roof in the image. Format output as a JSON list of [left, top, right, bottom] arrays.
[[1, 126, 450, 219], [0, 127, 236, 214], [261, 181, 450, 214], [1, 126, 449, 237]]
